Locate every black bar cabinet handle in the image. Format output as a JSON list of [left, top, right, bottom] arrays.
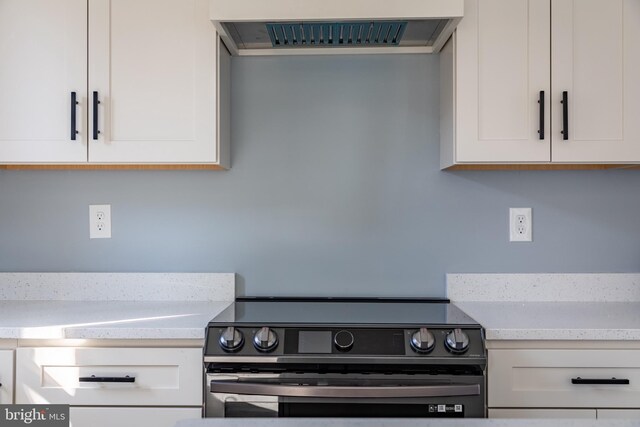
[[92, 91, 100, 141], [538, 90, 545, 140], [561, 91, 568, 140], [70, 92, 79, 141], [79, 375, 135, 383], [571, 377, 629, 385]]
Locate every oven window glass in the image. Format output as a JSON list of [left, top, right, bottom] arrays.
[[224, 402, 278, 418]]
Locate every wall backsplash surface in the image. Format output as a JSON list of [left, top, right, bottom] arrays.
[[0, 55, 639, 297]]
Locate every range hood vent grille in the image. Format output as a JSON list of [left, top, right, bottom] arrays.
[[210, 0, 465, 55], [266, 21, 408, 48]]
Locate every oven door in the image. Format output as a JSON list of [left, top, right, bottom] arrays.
[[206, 372, 485, 418]]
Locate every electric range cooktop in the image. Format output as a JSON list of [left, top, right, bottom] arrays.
[[209, 297, 480, 327]]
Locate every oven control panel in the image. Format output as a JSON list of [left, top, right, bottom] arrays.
[[206, 326, 485, 358]]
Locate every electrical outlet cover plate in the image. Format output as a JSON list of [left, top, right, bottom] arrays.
[[89, 204, 111, 239], [509, 207, 532, 242]]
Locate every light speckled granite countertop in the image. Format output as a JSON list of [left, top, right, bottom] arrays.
[[448, 274, 640, 341], [0, 300, 231, 340], [454, 301, 640, 340], [0, 273, 234, 340], [174, 419, 640, 427]]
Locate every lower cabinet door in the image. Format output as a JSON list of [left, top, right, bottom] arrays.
[[70, 407, 201, 427], [598, 410, 640, 419], [0, 350, 14, 404], [16, 347, 202, 406], [488, 349, 640, 408], [489, 409, 597, 419]]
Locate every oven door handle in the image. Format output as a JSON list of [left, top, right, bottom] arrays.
[[209, 380, 480, 398]]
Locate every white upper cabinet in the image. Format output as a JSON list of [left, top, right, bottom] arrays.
[[551, 0, 640, 163], [88, 0, 224, 164], [442, 0, 640, 169], [0, 0, 230, 168], [449, 0, 551, 165], [0, 0, 88, 163]]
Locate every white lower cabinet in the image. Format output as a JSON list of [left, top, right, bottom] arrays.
[[16, 347, 203, 427], [16, 347, 201, 406], [0, 350, 14, 404], [489, 349, 640, 408], [70, 407, 202, 427], [598, 410, 640, 419], [489, 346, 640, 419], [490, 409, 597, 419]]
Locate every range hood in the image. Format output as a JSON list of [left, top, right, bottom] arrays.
[[210, 0, 464, 56]]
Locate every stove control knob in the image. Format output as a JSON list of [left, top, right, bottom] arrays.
[[219, 327, 244, 352], [410, 328, 435, 353], [445, 328, 470, 354], [253, 327, 278, 352], [334, 330, 354, 352]]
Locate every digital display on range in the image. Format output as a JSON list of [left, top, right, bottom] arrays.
[[298, 331, 332, 353]]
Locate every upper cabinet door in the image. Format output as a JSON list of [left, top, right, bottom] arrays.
[[88, 0, 219, 164], [454, 0, 551, 163], [552, 0, 640, 162], [0, 0, 88, 163]]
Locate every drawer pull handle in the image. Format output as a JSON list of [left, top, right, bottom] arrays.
[[79, 375, 136, 383], [571, 377, 629, 385]]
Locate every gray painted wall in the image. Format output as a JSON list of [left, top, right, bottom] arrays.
[[0, 55, 638, 297]]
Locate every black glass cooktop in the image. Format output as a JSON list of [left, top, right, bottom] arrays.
[[209, 298, 480, 327]]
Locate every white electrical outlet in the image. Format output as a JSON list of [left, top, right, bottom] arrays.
[[89, 204, 111, 239], [509, 208, 532, 242]]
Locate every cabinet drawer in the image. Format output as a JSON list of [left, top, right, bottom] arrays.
[[16, 347, 202, 406], [489, 349, 640, 408], [598, 410, 640, 419], [490, 409, 596, 419], [70, 407, 201, 427], [0, 350, 14, 404]]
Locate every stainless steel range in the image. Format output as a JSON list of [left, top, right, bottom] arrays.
[[204, 297, 486, 418]]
